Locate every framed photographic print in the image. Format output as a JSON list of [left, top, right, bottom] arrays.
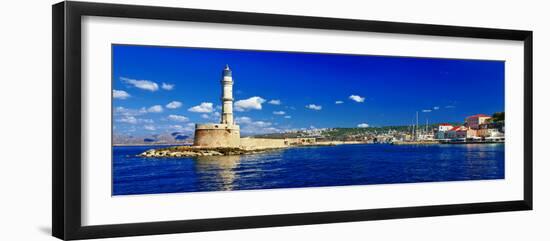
[[52, 1, 533, 240]]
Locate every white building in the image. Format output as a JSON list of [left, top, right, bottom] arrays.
[[436, 123, 453, 139]]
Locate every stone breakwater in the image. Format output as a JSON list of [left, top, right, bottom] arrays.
[[137, 141, 375, 158], [138, 146, 283, 158]]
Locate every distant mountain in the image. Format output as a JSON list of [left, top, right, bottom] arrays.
[[113, 133, 193, 145]]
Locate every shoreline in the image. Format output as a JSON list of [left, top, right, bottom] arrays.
[[135, 140, 505, 158]]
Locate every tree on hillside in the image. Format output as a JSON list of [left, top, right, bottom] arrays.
[[492, 112, 505, 122]]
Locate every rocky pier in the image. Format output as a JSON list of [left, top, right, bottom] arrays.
[[138, 146, 283, 158]]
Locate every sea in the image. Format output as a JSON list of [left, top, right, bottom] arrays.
[[112, 143, 504, 196]]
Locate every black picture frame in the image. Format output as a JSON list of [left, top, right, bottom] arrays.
[[52, 1, 533, 240]]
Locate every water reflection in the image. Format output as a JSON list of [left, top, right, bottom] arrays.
[[463, 144, 496, 178], [194, 155, 241, 191]]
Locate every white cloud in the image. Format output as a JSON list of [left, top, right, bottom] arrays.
[[433, 106, 440, 110], [357, 123, 370, 128], [335, 100, 344, 104], [114, 106, 144, 116], [251, 121, 272, 127], [188, 102, 214, 113], [121, 77, 159, 92], [284, 115, 292, 119], [147, 105, 163, 113], [422, 109, 432, 113], [144, 125, 156, 131], [235, 116, 279, 134], [114, 106, 153, 126], [305, 104, 322, 111], [113, 90, 130, 99], [117, 116, 137, 124], [169, 124, 183, 129], [161, 82, 174, 90], [445, 105, 456, 109], [169, 123, 195, 132], [201, 111, 220, 120], [263, 127, 281, 133], [349, 95, 365, 103], [166, 101, 182, 109], [200, 111, 221, 120], [168, 114, 189, 122], [115, 116, 153, 125], [240, 125, 280, 135], [114, 106, 128, 114], [273, 111, 286, 115], [235, 96, 266, 111], [268, 99, 281, 105], [235, 116, 252, 124]]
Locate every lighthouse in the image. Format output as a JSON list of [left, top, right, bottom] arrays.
[[193, 65, 240, 147], [221, 65, 234, 125], [192, 65, 304, 149]]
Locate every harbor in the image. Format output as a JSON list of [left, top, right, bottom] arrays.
[[110, 45, 506, 196], [391, 112, 505, 145]]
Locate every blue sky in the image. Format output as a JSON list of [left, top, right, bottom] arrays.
[[112, 44, 504, 136]]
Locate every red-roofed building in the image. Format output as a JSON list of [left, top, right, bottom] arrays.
[[447, 125, 479, 140], [465, 114, 491, 129], [449, 126, 462, 131]]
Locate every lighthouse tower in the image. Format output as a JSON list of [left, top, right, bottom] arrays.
[[193, 65, 240, 147], [221, 65, 234, 125]]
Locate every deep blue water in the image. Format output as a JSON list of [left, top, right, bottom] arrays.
[[112, 144, 504, 196]]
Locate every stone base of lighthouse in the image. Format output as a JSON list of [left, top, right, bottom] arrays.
[[193, 123, 240, 148]]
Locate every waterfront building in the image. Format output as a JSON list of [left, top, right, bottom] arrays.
[[436, 123, 453, 139], [478, 128, 504, 139], [466, 129, 480, 140], [465, 114, 491, 129], [479, 122, 505, 133], [433, 114, 502, 141], [436, 131, 446, 140], [447, 126, 468, 140], [438, 123, 454, 132]]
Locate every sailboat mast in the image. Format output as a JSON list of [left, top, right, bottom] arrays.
[[425, 118, 428, 133], [415, 111, 419, 140]]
